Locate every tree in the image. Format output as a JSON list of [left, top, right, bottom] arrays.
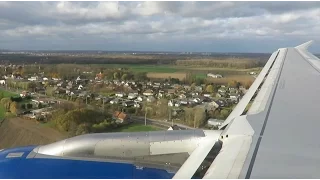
[[157, 99, 169, 118], [1, 98, 11, 112], [26, 103, 33, 109], [76, 123, 90, 136], [228, 80, 238, 88], [46, 87, 54, 96], [113, 72, 119, 79], [194, 108, 206, 128], [121, 73, 128, 81], [244, 80, 253, 89], [27, 82, 37, 92], [206, 85, 214, 93], [10, 101, 18, 114], [0, 92, 4, 100], [38, 103, 44, 109], [191, 83, 196, 90], [220, 109, 230, 120], [21, 104, 26, 109]]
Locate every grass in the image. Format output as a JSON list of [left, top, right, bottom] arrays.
[[106, 64, 178, 73], [0, 89, 18, 98], [195, 73, 207, 79], [0, 105, 5, 119], [115, 123, 161, 132]]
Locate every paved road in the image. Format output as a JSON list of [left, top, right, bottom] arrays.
[[131, 116, 195, 130]]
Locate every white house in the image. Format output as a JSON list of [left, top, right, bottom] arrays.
[[0, 80, 5, 85], [128, 93, 138, 100], [110, 98, 119, 104], [78, 84, 84, 90], [43, 77, 49, 81], [168, 100, 175, 107], [28, 76, 38, 81], [207, 118, 225, 127], [115, 92, 125, 98], [207, 73, 223, 78], [143, 89, 153, 96]]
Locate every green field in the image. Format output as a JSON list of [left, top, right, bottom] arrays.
[[115, 123, 161, 132], [105, 64, 178, 73], [0, 105, 5, 119], [195, 73, 207, 79], [0, 89, 18, 98]]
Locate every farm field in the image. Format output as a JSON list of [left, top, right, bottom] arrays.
[[147, 72, 187, 80], [205, 75, 255, 85]]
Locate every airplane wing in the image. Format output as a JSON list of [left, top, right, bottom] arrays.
[[0, 41, 318, 179], [203, 40, 320, 179]]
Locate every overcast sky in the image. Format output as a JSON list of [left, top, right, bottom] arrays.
[[1, 1, 320, 53]]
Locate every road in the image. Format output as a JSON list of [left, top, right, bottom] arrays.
[[131, 116, 195, 130]]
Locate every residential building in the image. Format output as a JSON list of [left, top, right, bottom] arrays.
[[112, 111, 131, 124]]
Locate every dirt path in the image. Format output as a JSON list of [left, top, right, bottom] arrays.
[[0, 118, 66, 149]]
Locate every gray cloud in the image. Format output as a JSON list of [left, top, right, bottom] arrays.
[[0, 1, 320, 52]]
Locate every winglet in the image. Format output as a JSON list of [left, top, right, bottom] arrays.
[[295, 40, 313, 50]]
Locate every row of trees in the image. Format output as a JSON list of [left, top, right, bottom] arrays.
[[176, 59, 260, 69], [0, 98, 18, 115]]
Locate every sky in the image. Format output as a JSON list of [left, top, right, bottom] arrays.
[[0, 1, 320, 53]]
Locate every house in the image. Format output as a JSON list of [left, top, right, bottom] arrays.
[[143, 89, 153, 96], [157, 91, 164, 98], [218, 88, 227, 93], [216, 92, 226, 98], [57, 82, 64, 87], [0, 80, 5, 85], [112, 111, 132, 124], [174, 102, 181, 107], [95, 72, 103, 80], [43, 77, 49, 81], [207, 118, 225, 127], [136, 96, 144, 102], [134, 102, 141, 108], [115, 92, 126, 98], [180, 98, 188, 106], [168, 125, 182, 130], [110, 98, 120, 104], [191, 92, 199, 97], [168, 100, 175, 107], [146, 96, 156, 103], [28, 76, 38, 81], [179, 94, 187, 99], [195, 86, 203, 92], [183, 85, 191, 91], [122, 100, 134, 107], [210, 100, 224, 108], [20, 91, 30, 97], [229, 93, 240, 102], [128, 93, 138, 100], [207, 73, 223, 78], [78, 84, 84, 90]]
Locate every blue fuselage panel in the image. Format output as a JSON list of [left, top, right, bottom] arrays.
[[0, 146, 174, 179]]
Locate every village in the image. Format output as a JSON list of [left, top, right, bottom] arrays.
[[0, 64, 253, 133]]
